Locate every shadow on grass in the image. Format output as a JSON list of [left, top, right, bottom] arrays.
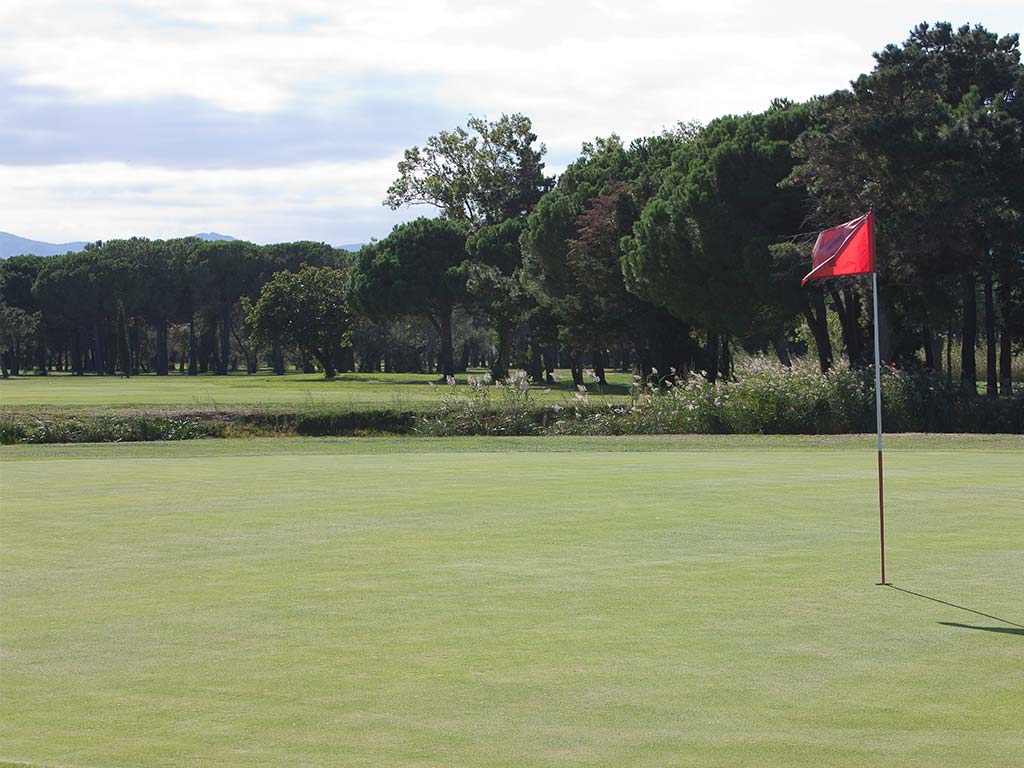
[[938, 622, 1024, 636], [888, 585, 1024, 633]]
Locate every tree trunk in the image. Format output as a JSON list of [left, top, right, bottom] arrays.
[[271, 338, 285, 375], [960, 271, 977, 395], [71, 330, 83, 375], [830, 289, 859, 366], [217, 305, 231, 375], [543, 347, 556, 384], [339, 346, 355, 374], [528, 344, 543, 383], [115, 303, 131, 377], [490, 320, 514, 381], [592, 348, 607, 386], [35, 335, 47, 375], [801, 292, 833, 372], [316, 349, 336, 378], [155, 319, 169, 375], [188, 315, 198, 376], [946, 323, 953, 387], [719, 334, 731, 381], [772, 329, 792, 368], [983, 270, 997, 397], [922, 321, 935, 370], [705, 333, 719, 383], [998, 281, 1013, 396], [93, 318, 106, 375], [570, 351, 584, 387], [437, 311, 455, 380]]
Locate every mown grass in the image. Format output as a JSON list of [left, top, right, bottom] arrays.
[[1, 436, 1021, 767], [0, 370, 633, 412]]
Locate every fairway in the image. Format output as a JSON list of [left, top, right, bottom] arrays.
[[1, 437, 1022, 767], [0, 371, 632, 412]]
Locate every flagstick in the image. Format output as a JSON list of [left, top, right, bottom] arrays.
[[872, 265, 887, 586]]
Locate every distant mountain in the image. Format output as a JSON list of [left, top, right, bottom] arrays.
[[192, 232, 237, 241], [1, 230, 367, 258], [0, 231, 88, 259]]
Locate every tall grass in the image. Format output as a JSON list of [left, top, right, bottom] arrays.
[[415, 358, 1024, 436]]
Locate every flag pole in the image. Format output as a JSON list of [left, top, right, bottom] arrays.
[[870, 209, 887, 586]]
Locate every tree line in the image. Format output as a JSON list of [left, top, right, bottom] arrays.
[[1, 22, 1022, 395]]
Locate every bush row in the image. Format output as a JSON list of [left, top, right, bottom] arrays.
[[0, 409, 420, 444]]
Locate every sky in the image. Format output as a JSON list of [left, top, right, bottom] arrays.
[[1, 1, 1021, 246]]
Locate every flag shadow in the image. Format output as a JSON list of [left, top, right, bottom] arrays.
[[887, 585, 1024, 631]]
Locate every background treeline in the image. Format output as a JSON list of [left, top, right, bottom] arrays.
[[1, 22, 1022, 398]]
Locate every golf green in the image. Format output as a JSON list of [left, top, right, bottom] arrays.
[[1, 436, 1021, 766]]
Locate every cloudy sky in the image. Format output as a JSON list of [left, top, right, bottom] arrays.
[[1, 1, 1020, 246]]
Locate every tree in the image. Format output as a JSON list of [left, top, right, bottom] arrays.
[[386, 113, 552, 226], [464, 219, 534, 379], [350, 218, 469, 379], [385, 114, 553, 378], [257, 241, 345, 373], [791, 22, 1023, 391], [521, 130, 699, 383], [246, 266, 351, 378], [189, 240, 261, 375], [622, 105, 812, 380], [115, 300, 132, 377], [0, 255, 45, 375], [0, 305, 40, 378]]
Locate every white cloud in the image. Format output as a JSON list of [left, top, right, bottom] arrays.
[[10, 0, 1021, 141], [0, 158, 415, 244], [3, 0, 1021, 241]]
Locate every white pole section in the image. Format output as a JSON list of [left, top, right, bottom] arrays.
[[873, 271, 883, 452], [873, 269, 887, 585]]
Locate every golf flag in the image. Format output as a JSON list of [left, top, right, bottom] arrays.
[[801, 210, 875, 285], [800, 207, 888, 585]]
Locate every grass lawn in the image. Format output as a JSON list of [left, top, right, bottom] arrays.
[[0, 370, 632, 413], [1, 435, 1021, 767]]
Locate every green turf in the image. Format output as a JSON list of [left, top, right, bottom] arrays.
[[0, 370, 632, 412], [2, 436, 1022, 767]]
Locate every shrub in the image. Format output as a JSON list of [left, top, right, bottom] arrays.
[[0, 413, 214, 444]]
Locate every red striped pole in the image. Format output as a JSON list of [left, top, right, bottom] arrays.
[[877, 447, 886, 585], [870, 209, 888, 585]]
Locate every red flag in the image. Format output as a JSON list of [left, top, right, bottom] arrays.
[[801, 210, 875, 285]]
